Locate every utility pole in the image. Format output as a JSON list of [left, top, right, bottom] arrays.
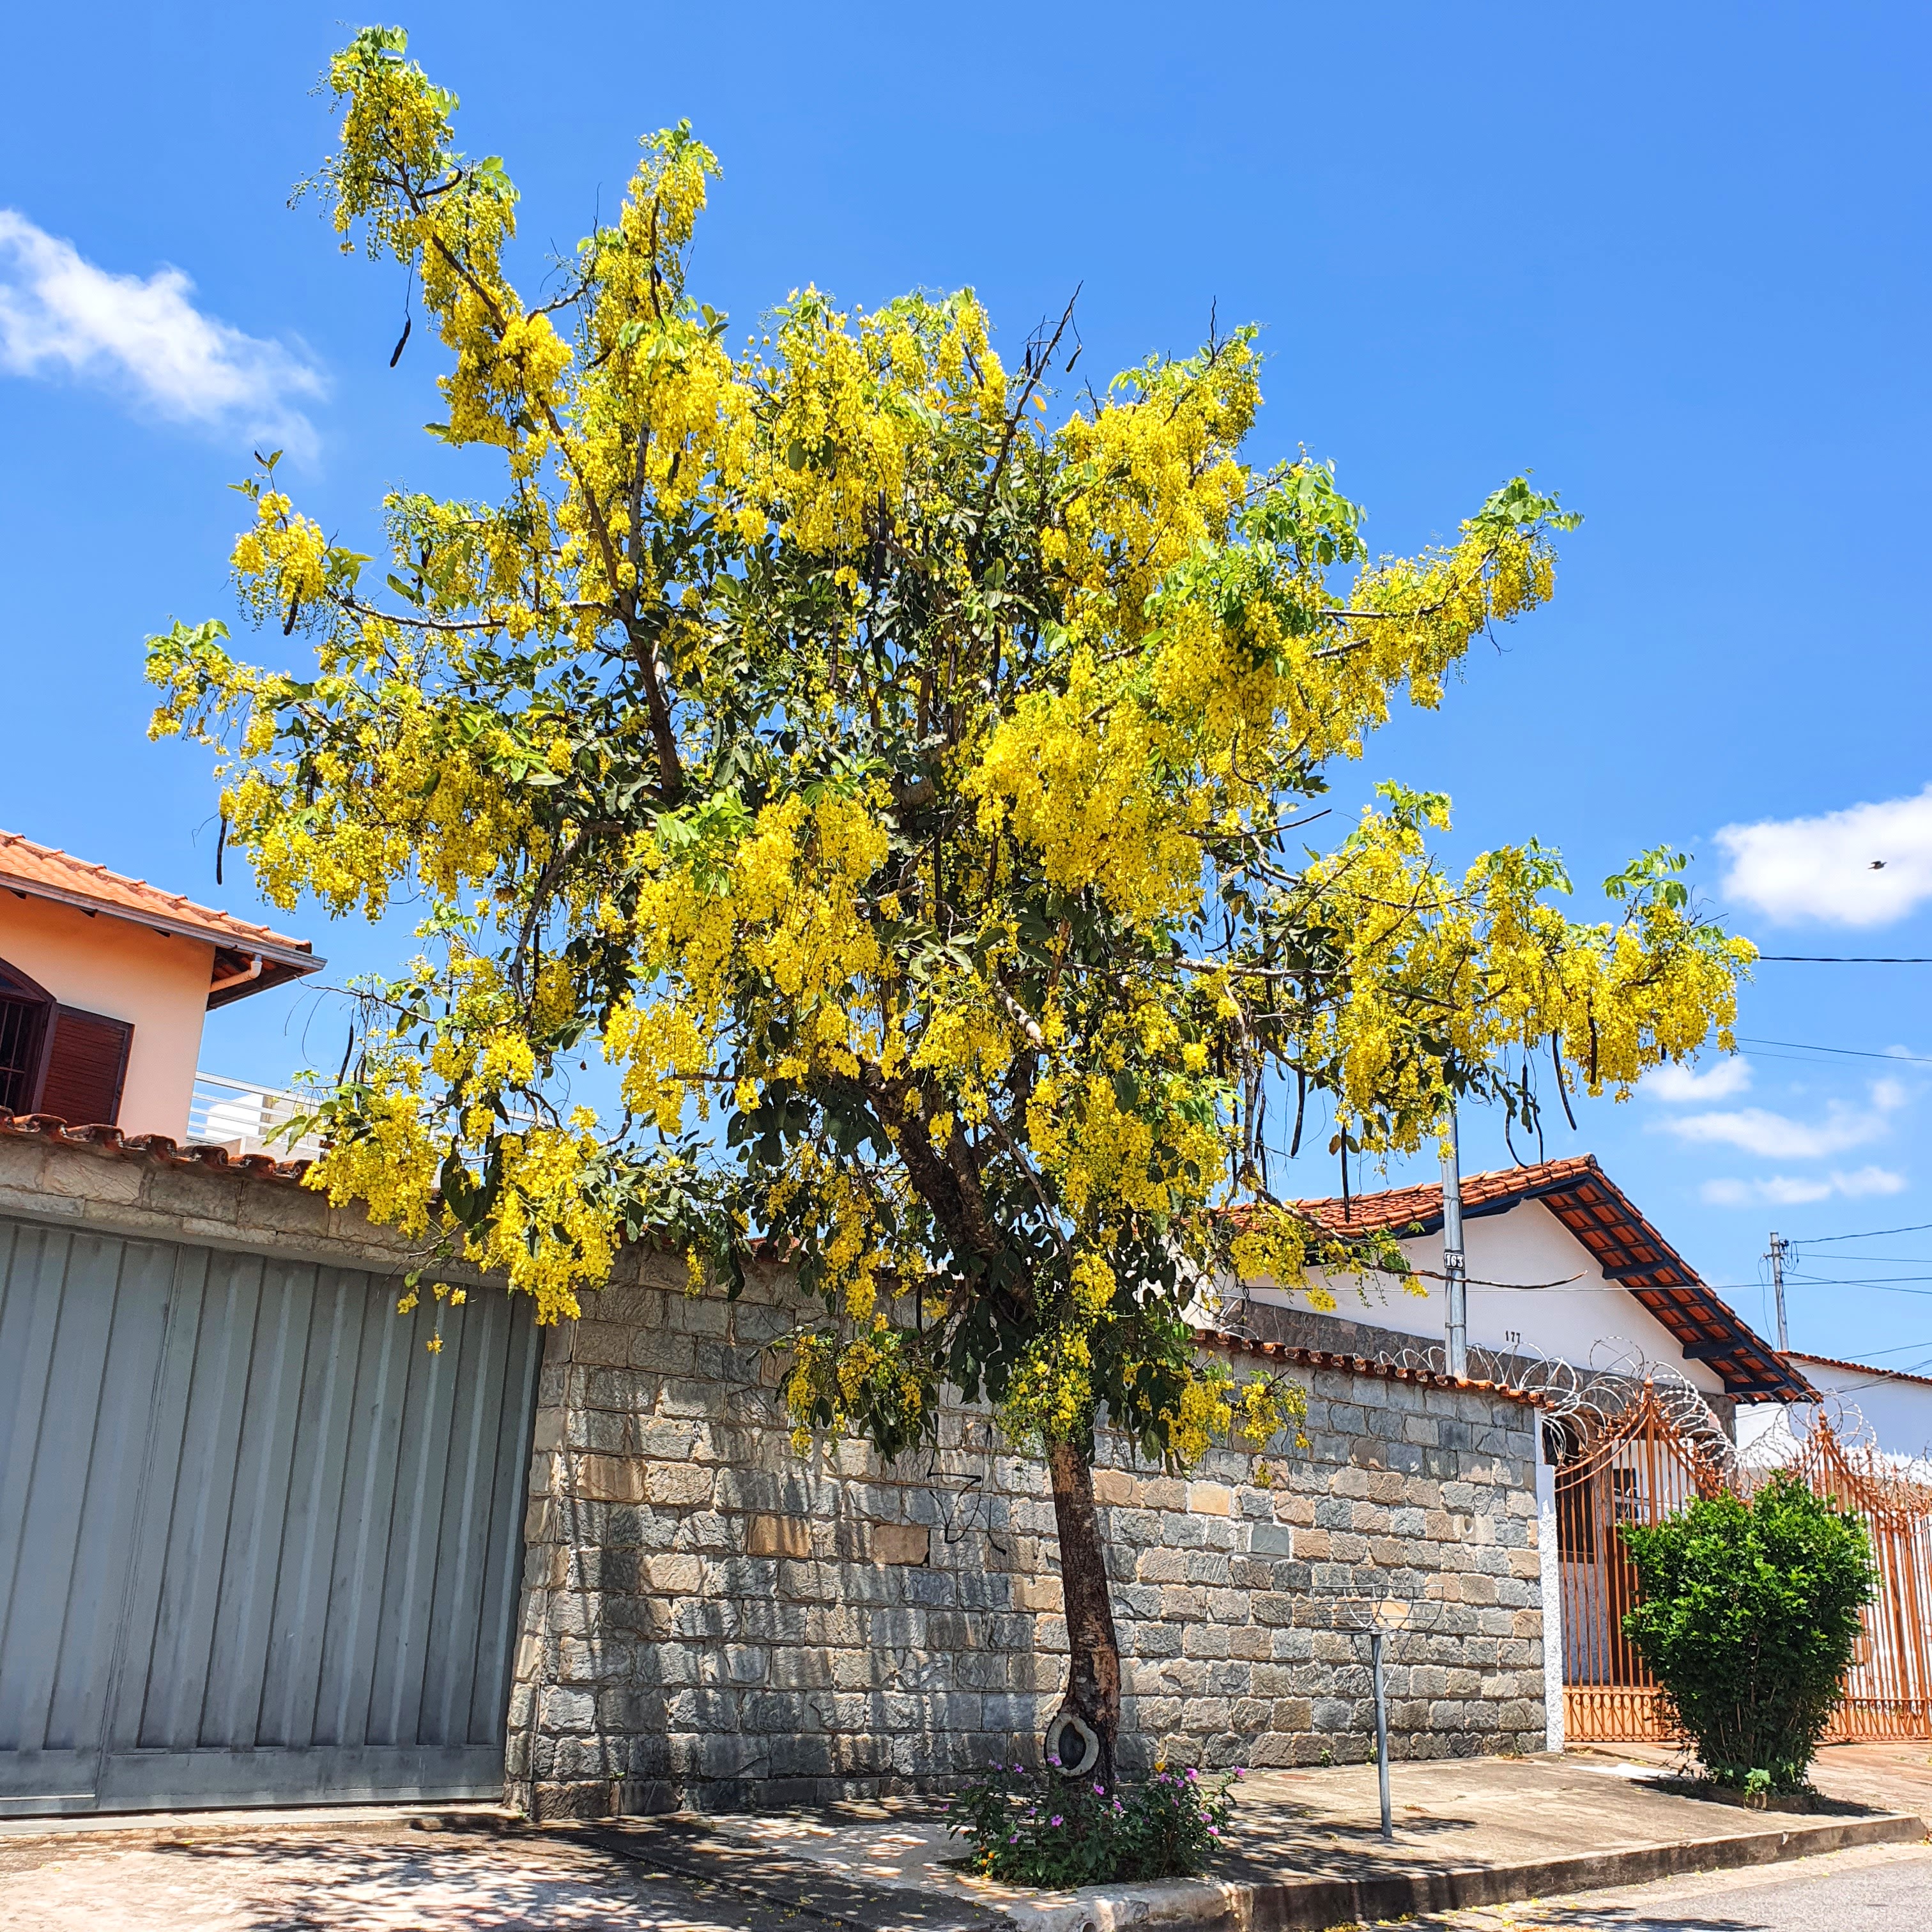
[[1768, 1230, 1789, 1352], [1442, 1107, 1468, 1379]]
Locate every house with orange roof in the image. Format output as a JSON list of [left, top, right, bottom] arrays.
[[1242, 1160, 1823, 1755], [0, 830, 321, 1142], [1238, 1155, 1809, 1413], [1740, 1349, 1932, 1478]]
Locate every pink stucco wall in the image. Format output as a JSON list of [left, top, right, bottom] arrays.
[[0, 891, 213, 1139]]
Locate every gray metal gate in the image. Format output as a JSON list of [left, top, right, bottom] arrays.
[[0, 1214, 540, 1813]]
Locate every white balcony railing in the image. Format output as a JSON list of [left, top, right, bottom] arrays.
[[188, 1073, 325, 1161], [189, 1073, 543, 1162]]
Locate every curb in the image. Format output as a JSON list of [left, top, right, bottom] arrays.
[[995, 1809, 1926, 1932], [0, 1805, 525, 1851]]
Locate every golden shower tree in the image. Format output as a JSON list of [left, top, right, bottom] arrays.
[[149, 27, 1751, 1781]]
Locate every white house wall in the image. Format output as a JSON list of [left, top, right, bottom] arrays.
[[1740, 1357, 1932, 1473], [1243, 1197, 1728, 1395]]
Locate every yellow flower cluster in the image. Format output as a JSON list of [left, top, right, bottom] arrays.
[[231, 491, 330, 631], [459, 1117, 615, 1321], [305, 1076, 441, 1238], [780, 1320, 929, 1460], [752, 289, 1004, 556], [1291, 801, 1754, 1154]]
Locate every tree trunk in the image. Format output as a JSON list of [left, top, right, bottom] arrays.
[[1046, 1438, 1123, 1788]]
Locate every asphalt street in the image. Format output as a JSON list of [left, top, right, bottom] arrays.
[[1370, 1841, 1932, 1932]]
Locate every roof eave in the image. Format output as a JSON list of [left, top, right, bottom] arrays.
[[3, 874, 322, 982], [205, 952, 326, 1010]]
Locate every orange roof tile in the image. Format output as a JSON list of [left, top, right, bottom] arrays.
[[1292, 1154, 1602, 1238], [1199, 1326, 1548, 1407], [0, 1108, 311, 1179], [0, 829, 321, 1006]]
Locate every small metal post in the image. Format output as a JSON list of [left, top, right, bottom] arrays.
[[1371, 1629, 1392, 1840]]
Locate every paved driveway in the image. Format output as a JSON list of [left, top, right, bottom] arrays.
[[0, 1827, 792, 1932]]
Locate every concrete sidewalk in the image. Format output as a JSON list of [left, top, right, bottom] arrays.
[[1, 1750, 1924, 1931], [635, 1751, 1925, 1932], [1581, 1735, 1932, 1831]]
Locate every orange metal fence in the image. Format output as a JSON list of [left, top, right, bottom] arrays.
[[1551, 1391, 1932, 1744], [1793, 1427, 1932, 1740]]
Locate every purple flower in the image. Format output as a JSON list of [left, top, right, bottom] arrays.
[[1208, 1827, 1220, 1838], [990, 1761, 1003, 1772], [1093, 1782, 1106, 1796], [1234, 1768, 1246, 1780], [1050, 1815, 1064, 1827], [1047, 1753, 1061, 1768], [1186, 1768, 1199, 1782]]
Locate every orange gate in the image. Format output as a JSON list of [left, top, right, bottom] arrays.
[[1792, 1425, 1932, 1739], [1551, 1392, 1932, 1744], [1552, 1386, 1722, 1744]]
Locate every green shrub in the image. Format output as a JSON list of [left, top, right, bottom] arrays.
[[946, 1759, 1238, 1887], [1619, 1473, 1875, 1791]]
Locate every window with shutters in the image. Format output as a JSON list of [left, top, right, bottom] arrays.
[[38, 1005, 134, 1128], [0, 958, 53, 1114]]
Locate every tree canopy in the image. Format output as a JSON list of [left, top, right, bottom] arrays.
[[149, 24, 1752, 1777]]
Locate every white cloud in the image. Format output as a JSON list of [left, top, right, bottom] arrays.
[[1701, 1167, 1907, 1208], [1659, 1078, 1906, 1159], [0, 210, 324, 454], [1644, 1058, 1752, 1103], [1717, 786, 1932, 928]]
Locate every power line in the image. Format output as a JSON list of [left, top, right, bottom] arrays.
[[1791, 1220, 1932, 1245], [1825, 1336, 1932, 1359], [1754, 955, 1932, 965], [1788, 1252, 1932, 1264], [1790, 1270, 1932, 1283], [1736, 1036, 1932, 1066], [1786, 1277, 1932, 1295]]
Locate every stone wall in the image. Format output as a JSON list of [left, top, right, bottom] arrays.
[[0, 1117, 484, 1280], [507, 1255, 1548, 1818], [0, 1126, 1553, 1820]]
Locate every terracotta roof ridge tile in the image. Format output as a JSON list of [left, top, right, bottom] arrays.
[[1192, 1323, 1550, 1407], [0, 1108, 314, 1184], [1289, 1153, 1600, 1222], [1781, 1348, 1932, 1392]]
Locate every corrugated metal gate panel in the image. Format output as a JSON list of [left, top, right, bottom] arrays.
[[0, 1215, 540, 1813]]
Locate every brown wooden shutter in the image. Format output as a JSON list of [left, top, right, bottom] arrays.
[[38, 1006, 133, 1127]]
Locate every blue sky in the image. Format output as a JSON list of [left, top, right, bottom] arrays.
[[3, 3, 1929, 1366]]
